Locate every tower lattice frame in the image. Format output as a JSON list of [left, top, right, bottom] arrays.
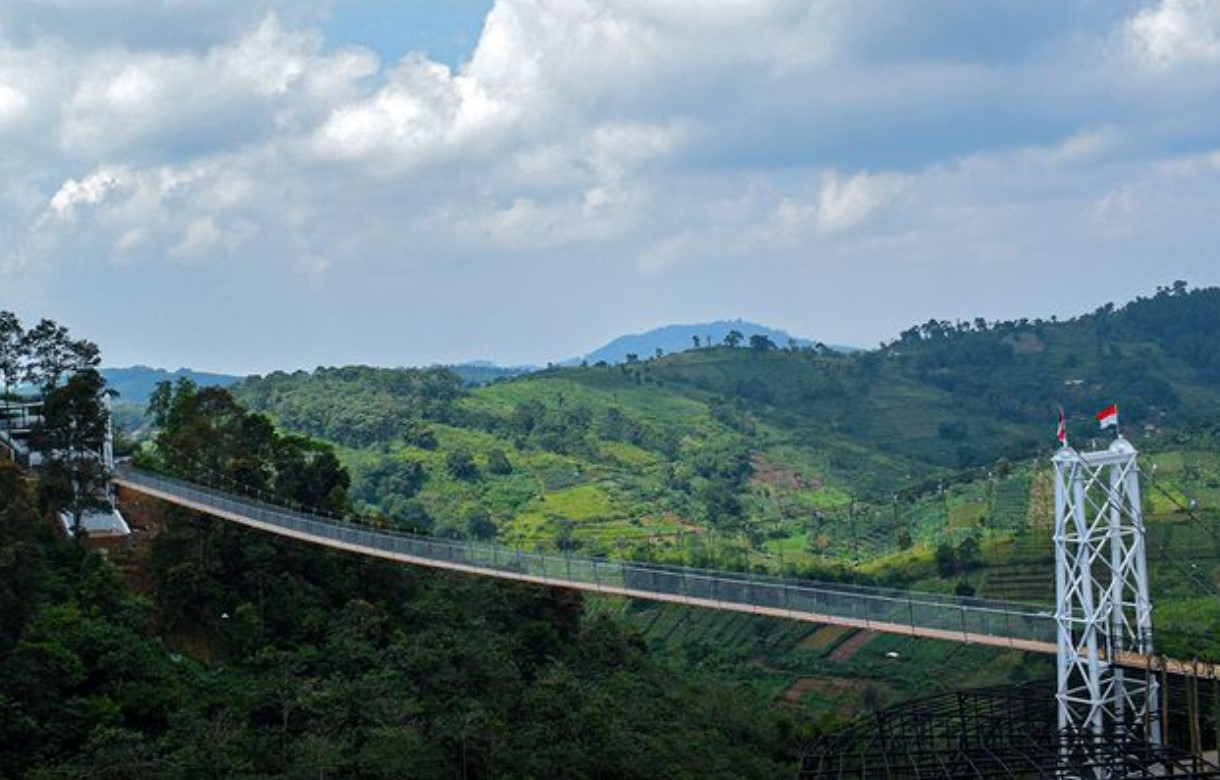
[[1052, 436, 1159, 771]]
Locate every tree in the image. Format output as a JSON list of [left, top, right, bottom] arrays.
[[149, 379, 273, 488], [21, 318, 99, 392], [0, 312, 21, 386], [0, 460, 44, 649], [272, 435, 350, 514], [934, 542, 957, 578], [0, 312, 24, 438], [748, 334, 776, 352], [148, 379, 351, 513], [485, 448, 513, 475], [955, 535, 982, 572], [445, 448, 479, 480], [465, 507, 497, 540], [724, 330, 744, 348], [357, 458, 427, 506], [31, 368, 112, 533]]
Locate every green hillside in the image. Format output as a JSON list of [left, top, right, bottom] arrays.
[[230, 284, 1220, 579], [223, 287, 1220, 717], [224, 285, 1220, 661]]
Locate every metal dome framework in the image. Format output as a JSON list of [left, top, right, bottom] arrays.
[[798, 683, 1220, 780]]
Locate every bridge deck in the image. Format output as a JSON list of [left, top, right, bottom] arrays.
[[110, 467, 1220, 677], [115, 467, 1058, 654]]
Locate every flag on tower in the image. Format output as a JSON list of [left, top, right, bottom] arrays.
[[1096, 403, 1118, 429], [1057, 406, 1067, 446]]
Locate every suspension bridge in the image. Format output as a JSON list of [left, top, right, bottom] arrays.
[[109, 461, 1215, 680], [114, 464, 1063, 648]]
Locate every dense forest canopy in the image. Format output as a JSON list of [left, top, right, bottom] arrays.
[[2, 322, 807, 778]]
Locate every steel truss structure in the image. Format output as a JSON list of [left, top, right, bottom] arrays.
[[798, 684, 1220, 779], [1053, 437, 1158, 769]]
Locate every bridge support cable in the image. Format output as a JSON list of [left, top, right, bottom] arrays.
[[114, 464, 1220, 683], [1053, 436, 1160, 775], [113, 466, 1059, 653]]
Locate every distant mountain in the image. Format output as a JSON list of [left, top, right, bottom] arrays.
[[576, 320, 823, 365], [446, 362, 537, 386], [102, 365, 242, 406]]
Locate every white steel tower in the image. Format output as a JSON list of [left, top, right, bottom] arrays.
[[1052, 434, 1158, 772]]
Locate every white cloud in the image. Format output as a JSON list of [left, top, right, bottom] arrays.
[[0, 83, 29, 124], [57, 13, 375, 160], [1127, 0, 1220, 67], [169, 216, 242, 261], [815, 170, 910, 234], [211, 15, 312, 96], [46, 167, 130, 220], [587, 122, 689, 181], [639, 232, 698, 275], [312, 56, 477, 163], [0, 1, 333, 52], [114, 227, 146, 255], [1088, 185, 1138, 240], [1043, 130, 1118, 166]]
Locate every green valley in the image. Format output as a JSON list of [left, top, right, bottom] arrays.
[[231, 285, 1220, 614]]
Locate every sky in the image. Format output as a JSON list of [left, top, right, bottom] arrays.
[[2, 0, 1220, 374]]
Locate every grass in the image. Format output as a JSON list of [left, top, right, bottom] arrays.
[[621, 597, 1055, 721]]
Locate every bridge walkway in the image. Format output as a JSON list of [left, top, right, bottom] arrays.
[[115, 466, 1058, 654], [108, 466, 1220, 677]]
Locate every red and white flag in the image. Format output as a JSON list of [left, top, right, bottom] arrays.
[[1096, 403, 1118, 429], [1057, 406, 1067, 446]]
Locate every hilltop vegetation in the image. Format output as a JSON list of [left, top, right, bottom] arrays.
[[231, 285, 1220, 568], [575, 319, 815, 365]]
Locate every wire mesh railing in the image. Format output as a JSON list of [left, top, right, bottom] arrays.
[[115, 465, 1058, 648], [0, 428, 31, 467]]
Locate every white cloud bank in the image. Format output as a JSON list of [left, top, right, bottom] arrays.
[[0, 0, 1219, 372]]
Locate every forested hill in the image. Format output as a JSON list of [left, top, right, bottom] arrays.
[[236, 282, 1220, 494], [877, 280, 1220, 431], [221, 283, 1220, 591]]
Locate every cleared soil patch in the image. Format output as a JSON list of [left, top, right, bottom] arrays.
[[749, 454, 824, 493], [800, 624, 849, 652], [750, 455, 803, 492], [827, 630, 874, 663]]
